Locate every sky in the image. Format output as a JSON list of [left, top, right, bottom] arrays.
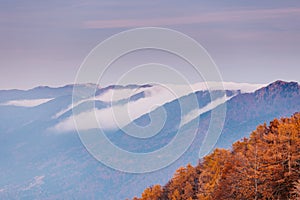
[[0, 0, 299, 89]]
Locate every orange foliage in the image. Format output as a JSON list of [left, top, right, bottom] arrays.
[[133, 113, 300, 200]]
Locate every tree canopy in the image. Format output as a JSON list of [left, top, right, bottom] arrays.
[[132, 113, 300, 200]]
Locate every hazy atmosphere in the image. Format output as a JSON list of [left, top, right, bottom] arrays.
[[1, 0, 300, 89], [1, 1, 300, 199]]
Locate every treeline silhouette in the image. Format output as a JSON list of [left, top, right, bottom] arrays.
[[132, 113, 300, 200]]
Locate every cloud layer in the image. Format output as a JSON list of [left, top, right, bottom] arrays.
[[1, 98, 53, 107], [54, 82, 263, 133], [84, 8, 300, 29]]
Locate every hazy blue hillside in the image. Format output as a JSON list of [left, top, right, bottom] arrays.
[[0, 80, 299, 199]]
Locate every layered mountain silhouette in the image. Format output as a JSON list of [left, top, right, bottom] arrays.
[[0, 80, 299, 199]]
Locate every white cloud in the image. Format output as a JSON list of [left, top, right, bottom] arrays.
[[54, 84, 194, 132], [180, 95, 235, 127], [212, 82, 265, 93], [176, 81, 265, 93], [54, 82, 264, 132], [95, 87, 145, 102], [53, 86, 147, 119], [1, 98, 53, 107], [22, 175, 45, 191], [84, 8, 300, 29]]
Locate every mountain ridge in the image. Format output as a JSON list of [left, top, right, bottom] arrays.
[[0, 80, 299, 199]]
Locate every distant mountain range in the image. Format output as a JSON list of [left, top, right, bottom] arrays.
[[0, 80, 299, 199]]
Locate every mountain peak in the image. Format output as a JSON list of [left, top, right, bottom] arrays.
[[264, 80, 299, 93], [268, 80, 298, 88], [254, 80, 299, 101]]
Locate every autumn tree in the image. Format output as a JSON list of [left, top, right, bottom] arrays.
[[167, 163, 200, 200], [197, 148, 230, 199], [291, 180, 300, 199], [134, 113, 300, 200], [257, 116, 300, 199], [139, 185, 162, 200], [215, 139, 257, 199]]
